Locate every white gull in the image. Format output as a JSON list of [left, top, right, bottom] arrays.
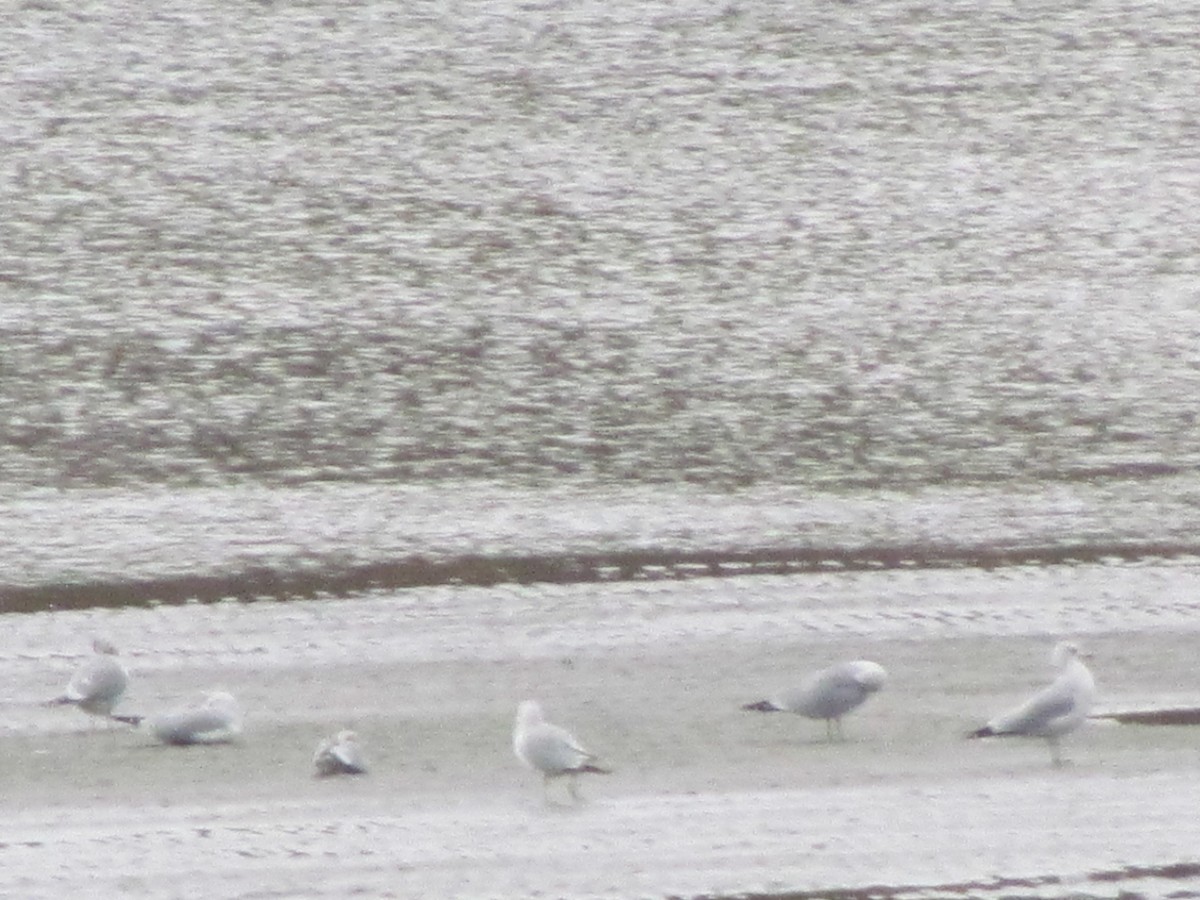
[[48, 638, 141, 727], [968, 640, 1096, 766], [146, 691, 243, 745], [313, 729, 368, 776], [513, 700, 610, 803]]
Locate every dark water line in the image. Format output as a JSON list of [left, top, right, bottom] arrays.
[[1092, 708, 1200, 725], [681, 862, 1200, 900], [2, 539, 1197, 614]]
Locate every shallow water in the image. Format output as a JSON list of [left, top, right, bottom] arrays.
[[4, 0, 1199, 602]]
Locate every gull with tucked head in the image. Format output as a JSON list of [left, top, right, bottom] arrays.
[[146, 691, 243, 746], [743, 659, 887, 741], [313, 729, 368, 776]]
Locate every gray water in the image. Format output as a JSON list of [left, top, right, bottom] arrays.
[[3, 0, 1200, 602]]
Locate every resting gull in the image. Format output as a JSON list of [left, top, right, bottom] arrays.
[[313, 729, 368, 776], [147, 691, 243, 746], [743, 659, 887, 740]]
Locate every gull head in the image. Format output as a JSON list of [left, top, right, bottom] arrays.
[[516, 700, 545, 729], [201, 691, 243, 731], [850, 660, 887, 693], [1052, 640, 1084, 667]]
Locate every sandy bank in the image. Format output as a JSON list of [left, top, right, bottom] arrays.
[[4, 561, 1200, 898]]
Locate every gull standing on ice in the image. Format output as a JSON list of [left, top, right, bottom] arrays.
[[513, 700, 610, 802], [313, 729, 368, 776], [968, 641, 1096, 766], [147, 691, 243, 745], [48, 638, 141, 726], [743, 659, 887, 740]]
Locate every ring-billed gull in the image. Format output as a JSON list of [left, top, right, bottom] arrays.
[[313, 730, 368, 776], [513, 700, 610, 803], [147, 691, 242, 745], [47, 638, 141, 727], [743, 659, 887, 740], [968, 641, 1096, 766]]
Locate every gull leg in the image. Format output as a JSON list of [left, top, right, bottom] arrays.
[[1048, 737, 1065, 767], [826, 718, 845, 742]]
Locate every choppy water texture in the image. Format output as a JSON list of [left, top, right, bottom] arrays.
[[2, 0, 1199, 488]]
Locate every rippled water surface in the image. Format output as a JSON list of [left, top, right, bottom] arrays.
[[2, 0, 1199, 492]]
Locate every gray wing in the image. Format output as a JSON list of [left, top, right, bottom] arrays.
[[519, 723, 594, 775], [988, 677, 1079, 736], [777, 663, 873, 719], [315, 739, 367, 775]]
